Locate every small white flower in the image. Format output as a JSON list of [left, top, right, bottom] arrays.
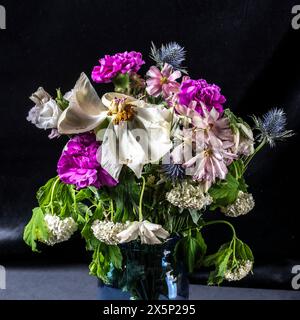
[[27, 87, 62, 130], [224, 260, 253, 281], [91, 220, 128, 245], [166, 180, 213, 210], [224, 191, 255, 217], [117, 220, 170, 245], [43, 214, 77, 246]]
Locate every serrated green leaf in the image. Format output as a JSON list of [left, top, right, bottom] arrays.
[[175, 231, 207, 273], [23, 207, 48, 252]]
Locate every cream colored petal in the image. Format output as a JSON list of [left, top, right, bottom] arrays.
[[139, 225, 162, 245], [58, 73, 107, 134], [135, 107, 172, 163], [117, 221, 140, 243], [98, 121, 123, 180]]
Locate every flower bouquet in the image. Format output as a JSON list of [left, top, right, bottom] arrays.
[[24, 42, 293, 300]]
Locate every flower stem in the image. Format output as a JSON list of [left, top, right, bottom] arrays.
[[203, 220, 238, 263], [203, 220, 237, 238], [138, 176, 146, 222], [50, 177, 60, 215], [244, 139, 266, 171], [110, 199, 114, 220]]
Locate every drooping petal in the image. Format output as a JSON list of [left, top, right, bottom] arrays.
[[58, 73, 107, 134]]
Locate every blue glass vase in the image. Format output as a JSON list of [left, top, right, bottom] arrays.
[[97, 238, 189, 300]]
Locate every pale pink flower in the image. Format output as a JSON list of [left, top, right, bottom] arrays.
[[146, 63, 181, 98], [184, 138, 237, 191], [192, 106, 234, 146]]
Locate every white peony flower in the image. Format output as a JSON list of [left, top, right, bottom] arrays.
[[117, 220, 170, 245], [27, 87, 62, 130], [166, 180, 213, 210], [43, 214, 77, 246], [91, 220, 128, 245], [223, 191, 255, 217], [224, 260, 253, 281], [57, 73, 172, 180]]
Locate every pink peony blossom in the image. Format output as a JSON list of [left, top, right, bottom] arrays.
[[178, 79, 226, 115], [91, 51, 145, 83], [57, 133, 118, 189], [146, 63, 181, 98]]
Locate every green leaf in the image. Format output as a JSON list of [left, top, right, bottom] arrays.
[[189, 209, 202, 225], [89, 242, 123, 283], [23, 207, 48, 252], [175, 231, 207, 273], [235, 239, 254, 261], [75, 188, 93, 202], [89, 243, 111, 283], [203, 242, 233, 285], [36, 177, 58, 208], [209, 173, 239, 208], [108, 245, 123, 270]]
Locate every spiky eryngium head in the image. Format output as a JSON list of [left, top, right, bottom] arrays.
[[150, 42, 186, 72], [252, 108, 294, 147]]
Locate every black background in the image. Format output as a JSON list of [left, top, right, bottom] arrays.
[[0, 0, 299, 289]]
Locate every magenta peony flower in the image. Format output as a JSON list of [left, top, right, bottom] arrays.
[[146, 63, 181, 98], [57, 133, 118, 189], [91, 51, 145, 83], [178, 79, 226, 115]]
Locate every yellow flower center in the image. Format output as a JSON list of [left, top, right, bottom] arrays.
[[160, 77, 169, 85], [107, 98, 136, 125]]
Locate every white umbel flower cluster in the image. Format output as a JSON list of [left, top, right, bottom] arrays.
[[224, 191, 255, 217], [166, 181, 213, 210], [91, 220, 128, 245], [43, 214, 78, 246], [224, 260, 253, 281]]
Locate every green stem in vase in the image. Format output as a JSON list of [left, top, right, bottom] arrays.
[[138, 176, 146, 222]]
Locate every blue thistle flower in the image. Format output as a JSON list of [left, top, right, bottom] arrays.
[[150, 42, 186, 72], [252, 108, 294, 147], [161, 163, 185, 181]]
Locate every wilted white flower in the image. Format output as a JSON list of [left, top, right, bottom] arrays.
[[223, 191, 255, 217], [91, 220, 128, 245], [43, 214, 78, 246], [117, 220, 170, 245], [27, 87, 62, 130], [224, 260, 253, 281], [233, 122, 255, 156], [166, 180, 213, 210]]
